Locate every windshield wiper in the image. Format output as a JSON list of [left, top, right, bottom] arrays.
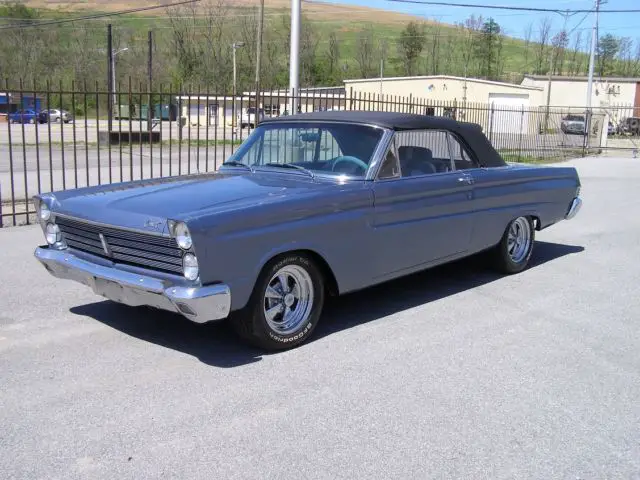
[[261, 162, 314, 177], [221, 160, 252, 170]]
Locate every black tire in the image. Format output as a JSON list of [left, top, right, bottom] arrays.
[[490, 216, 535, 274], [229, 253, 325, 350]]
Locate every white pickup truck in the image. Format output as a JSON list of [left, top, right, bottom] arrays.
[[239, 107, 265, 128]]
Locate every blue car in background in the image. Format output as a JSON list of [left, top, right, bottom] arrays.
[[9, 109, 38, 124]]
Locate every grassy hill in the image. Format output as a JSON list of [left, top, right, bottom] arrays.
[[1, 0, 592, 92]]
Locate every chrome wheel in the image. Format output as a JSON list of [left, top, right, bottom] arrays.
[[507, 217, 532, 263], [263, 265, 314, 335]]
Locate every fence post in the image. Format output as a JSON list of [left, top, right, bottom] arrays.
[[409, 93, 413, 113], [518, 104, 524, 162], [488, 103, 495, 143]]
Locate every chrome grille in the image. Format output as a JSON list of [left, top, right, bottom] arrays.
[[56, 216, 183, 274]]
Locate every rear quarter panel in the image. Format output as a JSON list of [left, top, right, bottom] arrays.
[[469, 164, 580, 252], [188, 182, 375, 311]]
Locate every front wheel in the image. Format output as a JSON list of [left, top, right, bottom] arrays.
[[229, 253, 325, 350], [491, 216, 535, 274]]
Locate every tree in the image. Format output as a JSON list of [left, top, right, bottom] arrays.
[[300, 18, 319, 86], [551, 30, 569, 75], [569, 31, 583, 75], [597, 34, 620, 76], [327, 32, 340, 81], [522, 22, 533, 73], [474, 18, 502, 80], [616, 37, 634, 76], [398, 21, 426, 76], [355, 25, 376, 77], [534, 17, 552, 74]]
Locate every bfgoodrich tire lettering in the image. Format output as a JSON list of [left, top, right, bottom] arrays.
[[229, 253, 325, 350], [491, 216, 535, 274]]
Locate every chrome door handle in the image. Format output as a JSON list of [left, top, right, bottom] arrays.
[[457, 176, 474, 184]]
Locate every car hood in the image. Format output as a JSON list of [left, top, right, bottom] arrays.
[[50, 171, 337, 234]]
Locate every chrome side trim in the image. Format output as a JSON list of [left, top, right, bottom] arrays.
[[565, 197, 582, 220], [34, 247, 231, 323]]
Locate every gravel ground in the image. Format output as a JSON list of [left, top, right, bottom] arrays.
[[1, 156, 639, 479]]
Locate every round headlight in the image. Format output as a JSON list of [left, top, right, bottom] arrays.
[[183, 253, 199, 281], [39, 202, 51, 222], [175, 222, 192, 250], [45, 223, 61, 245]]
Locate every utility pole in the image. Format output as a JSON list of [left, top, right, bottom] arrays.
[[254, 0, 264, 125], [289, 0, 300, 115], [586, 0, 602, 145], [107, 24, 113, 132]]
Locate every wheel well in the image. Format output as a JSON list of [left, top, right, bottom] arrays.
[[266, 249, 339, 297]]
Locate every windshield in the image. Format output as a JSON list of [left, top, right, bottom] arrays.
[[225, 122, 385, 177]]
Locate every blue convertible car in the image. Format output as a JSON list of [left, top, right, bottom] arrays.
[[34, 111, 582, 350]]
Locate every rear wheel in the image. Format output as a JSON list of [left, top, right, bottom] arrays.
[[491, 216, 535, 274], [229, 253, 325, 350]]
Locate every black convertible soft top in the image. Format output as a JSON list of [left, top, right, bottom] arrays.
[[260, 110, 507, 168]]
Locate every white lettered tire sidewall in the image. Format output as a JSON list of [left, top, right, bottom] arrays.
[[250, 254, 325, 350]]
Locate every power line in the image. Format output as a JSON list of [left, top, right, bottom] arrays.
[[0, 0, 202, 30], [304, 0, 640, 14]]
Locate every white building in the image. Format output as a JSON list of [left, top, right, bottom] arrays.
[[520, 75, 640, 110], [344, 75, 545, 134]]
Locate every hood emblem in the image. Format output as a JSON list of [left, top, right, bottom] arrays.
[[144, 219, 163, 230]]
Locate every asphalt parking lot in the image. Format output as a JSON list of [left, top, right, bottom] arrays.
[[2, 156, 640, 479]]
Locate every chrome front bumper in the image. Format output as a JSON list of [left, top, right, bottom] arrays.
[[565, 196, 582, 220], [34, 247, 231, 323]]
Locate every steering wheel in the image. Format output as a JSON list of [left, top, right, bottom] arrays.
[[331, 155, 368, 173]]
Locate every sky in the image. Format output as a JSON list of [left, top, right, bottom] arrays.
[[313, 0, 639, 41]]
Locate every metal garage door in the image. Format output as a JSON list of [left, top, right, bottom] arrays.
[[488, 93, 530, 134]]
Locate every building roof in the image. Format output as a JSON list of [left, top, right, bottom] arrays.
[[259, 110, 507, 168], [344, 75, 543, 91], [523, 74, 640, 83]]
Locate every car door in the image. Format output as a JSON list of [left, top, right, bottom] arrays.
[[370, 129, 475, 279]]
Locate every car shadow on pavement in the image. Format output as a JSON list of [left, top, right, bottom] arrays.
[[313, 240, 584, 343], [71, 240, 583, 367]]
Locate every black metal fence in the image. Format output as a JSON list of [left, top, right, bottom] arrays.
[[0, 80, 625, 227]]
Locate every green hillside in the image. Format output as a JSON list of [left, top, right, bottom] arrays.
[[0, 0, 621, 93]]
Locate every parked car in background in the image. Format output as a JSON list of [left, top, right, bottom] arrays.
[[240, 107, 265, 128], [616, 116, 640, 136], [38, 109, 73, 124], [9, 109, 38, 124], [33, 111, 582, 351], [560, 114, 586, 135]]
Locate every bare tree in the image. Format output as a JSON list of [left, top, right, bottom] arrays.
[[327, 32, 340, 81], [355, 24, 376, 77], [463, 15, 483, 77], [569, 31, 583, 75], [300, 17, 319, 86], [522, 22, 533, 73], [632, 39, 640, 76], [617, 37, 633, 76], [551, 30, 569, 75], [429, 25, 441, 75], [534, 16, 552, 74]]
